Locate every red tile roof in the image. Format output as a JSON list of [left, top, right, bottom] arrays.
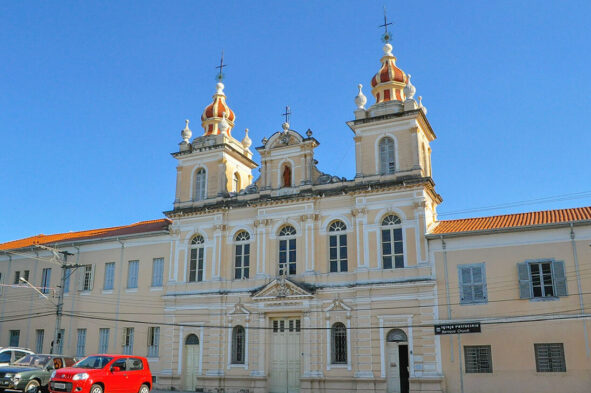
[[431, 206, 591, 235], [0, 219, 171, 251]]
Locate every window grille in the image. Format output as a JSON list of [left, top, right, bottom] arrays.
[[464, 345, 492, 373], [331, 323, 347, 364], [232, 326, 245, 364], [535, 343, 566, 372]]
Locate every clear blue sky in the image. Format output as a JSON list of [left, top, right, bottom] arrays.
[[1, 1, 590, 243]]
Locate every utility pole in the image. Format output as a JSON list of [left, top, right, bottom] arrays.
[[51, 250, 75, 354]]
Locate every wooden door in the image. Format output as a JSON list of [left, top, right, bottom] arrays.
[[183, 334, 199, 390], [386, 342, 401, 393], [269, 318, 301, 393]]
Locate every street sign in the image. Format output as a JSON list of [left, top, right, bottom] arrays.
[[434, 322, 481, 335]]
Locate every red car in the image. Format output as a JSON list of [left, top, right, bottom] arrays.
[[49, 355, 152, 393]]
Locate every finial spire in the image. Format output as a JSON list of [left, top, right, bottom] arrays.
[[215, 50, 228, 82], [379, 6, 393, 43], [282, 106, 291, 124]]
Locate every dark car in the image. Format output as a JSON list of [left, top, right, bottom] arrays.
[[49, 355, 151, 393], [0, 354, 76, 393]]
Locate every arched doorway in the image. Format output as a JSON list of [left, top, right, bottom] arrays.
[[183, 334, 200, 390], [386, 329, 409, 393]]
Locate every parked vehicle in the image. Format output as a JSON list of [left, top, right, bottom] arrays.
[[0, 354, 76, 393], [49, 355, 152, 393], [0, 348, 35, 367]]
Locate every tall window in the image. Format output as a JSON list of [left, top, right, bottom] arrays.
[[234, 231, 250, 279], [152, 258, 164, 287], [379, 137, 395, 174], [518, 260, 567, 299], [278, 225, 297, 275], [148, 327, 160, 357], [458, 263, 487, 304], [194, 168, 206, 201], [233, 172, 240, 193], [331, 323, 347, 364], [9, 330, 20, 347], [535, 343, 566, 372], [41, 268, 52, 294], [328, 220, 348, 273], [76, 329, 87, 357], [35, 330, 44, 353], [14, 271, 21, 284], [381, 215, 404, 269], [23, 270, 29, 282], [104, 262, 115, 290], [127, 260, 139, 289], [98, 328, 110, 353], [189, 235, 205, 282], [231, 325, 245, 364], [123, 327, 134, 355], [78, 265, 94, 291], [464, 345, 492, 373]]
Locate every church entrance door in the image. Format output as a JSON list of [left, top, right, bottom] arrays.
[[386, 329, 409, 393], [269, 318, 301, 393], [183, 334, 199, 390]]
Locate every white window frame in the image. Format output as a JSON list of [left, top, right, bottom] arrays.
[[234, 231, 251, 280], [104, 262, 115, 291], [458, 263, 487, 304], [78, 264, 95, 292], [278, 225, 297, 276], [328, 220, 348, 273], [380, 215, 404, 269], [123, 327, 134, 355], [518, 259, 567, 300], [151, 258, 164, 287], [188, 235, 205, 282], [194, 168, 207, 201], [41, 268, 52, 294], [127, 260, 139, 289], [378, 136, 396, 174]]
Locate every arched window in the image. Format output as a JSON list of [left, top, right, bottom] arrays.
[[381, 215, 404, 269], [231, 325, 245, 364], [233, 172, 240, 193], [331, 322, 347, 364], [189, 235, 205, 282], [379, 137, 395, 174], [234, 231, 250, 280], [185, 334, 199, 345], [328, 221, 348, 273], [278, 225, 297, 276], [282, 165, 292, 187], [194, 168, 206, 201], [386, 329, 407, 342]]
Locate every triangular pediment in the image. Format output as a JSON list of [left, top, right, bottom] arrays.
[[252, 277, 314, 301]]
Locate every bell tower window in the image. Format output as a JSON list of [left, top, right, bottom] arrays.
[[282, 165, 292, 187], [379, 137, 395, 174], [194, 168, 206, 201]]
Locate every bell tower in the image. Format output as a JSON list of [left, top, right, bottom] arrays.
[[171, 74, 257, 211]]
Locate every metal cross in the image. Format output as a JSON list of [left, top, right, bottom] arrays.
[[282, 106, 291, 124], [379, 6, 393, 42], [216, 50, 227, 81]]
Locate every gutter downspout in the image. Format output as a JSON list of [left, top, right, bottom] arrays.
[[570, 224, 590, 358]]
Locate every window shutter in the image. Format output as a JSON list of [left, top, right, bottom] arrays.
[[458, 266, 471, 301], [77, 268, 84, 291], [517, 262, 531, 299], [552, 260, 567, 297], [89, 265, 95, 291]]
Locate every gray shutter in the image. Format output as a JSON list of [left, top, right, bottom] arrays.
[[77, 268, 84, 291], [552, 260, 567, 297], [89, 265, 95, 291], [517, 262, 531, 299]]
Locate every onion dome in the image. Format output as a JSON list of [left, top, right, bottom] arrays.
[[201, 82, 236, 136], [370, 43, 408, 104]]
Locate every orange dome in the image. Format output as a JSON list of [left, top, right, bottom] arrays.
[[201, 82, 236, 136], [370, 44, 407, 104]]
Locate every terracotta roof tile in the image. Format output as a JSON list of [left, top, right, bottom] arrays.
[[431, 206, 591, 235], [0, 219, 171, 251]]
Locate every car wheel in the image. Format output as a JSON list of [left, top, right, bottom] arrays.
[[90, 384, 103, 393], [138, 384, 150, 393], [25, 380, 40, 393]]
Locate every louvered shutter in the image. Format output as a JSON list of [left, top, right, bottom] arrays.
[[89, 265, 95, 291], [552, 260, 567, 297], [77, 268, 85, 291], [517, 262, 531, 299], [459, 266, 472, 302]]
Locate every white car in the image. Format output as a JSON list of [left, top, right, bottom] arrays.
[[0, 347, 34, 367]]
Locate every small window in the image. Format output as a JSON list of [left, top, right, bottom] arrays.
[[185, 334, 199, 345], [151, 258, 164, 287], [379, 137, 395, 174], [55, 329, 64, 354], [104, 263, 115, 291], [331, 323, 347, 364], [147, 327, 160, 357], [189, 235, 205, 282], [381, 215, 404, 269], [518, 260, 567, 299], [535, 343, 566, 372], [234, 231, 251, 280], [328, 221, 348, 273], [278, 225, 297, 275], [194, 168, 206, 201], [232, 326, 245, 364], [458, 263, 487, 304], [9, 330, 20, 347], [464, 345, 492, 373]]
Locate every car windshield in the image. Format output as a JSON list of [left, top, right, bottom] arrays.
[[14, 355, 51, 367], [74, 356, 113, 369]]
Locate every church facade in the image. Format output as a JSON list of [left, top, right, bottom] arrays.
[[1, 34, 590, 393]]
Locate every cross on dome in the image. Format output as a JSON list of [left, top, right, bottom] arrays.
[[201, 53, 236, 136], [216, 50, 227, 82], [379, 6, 393, 43]]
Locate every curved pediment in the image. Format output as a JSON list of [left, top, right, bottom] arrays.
[[264, 130, 305, 150]]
